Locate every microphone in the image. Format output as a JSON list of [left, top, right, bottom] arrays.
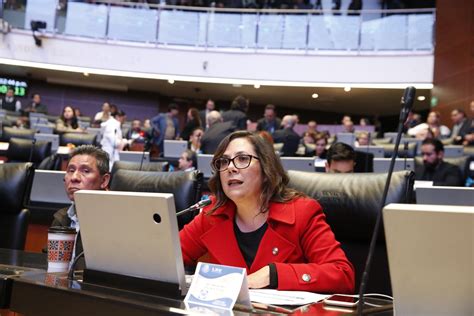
[[403, 141, 409, 170], [176, 199, 211, 217], [356, 87, 416, 315], [29, 138, 37, 162]]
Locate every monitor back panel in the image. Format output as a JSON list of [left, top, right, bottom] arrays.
[[280, 157, 315, 172], [373, 158, 414, 173], [164, 140, 188, 158], [416, 186, 474, 206]]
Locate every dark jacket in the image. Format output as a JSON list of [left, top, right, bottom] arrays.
[[415, 160, 464, 186], [201, 121, 235, 154], [256, 117, 282, 134], [272, 128, 301, 156], [221, 109, 247, 130], [180, 119, 202, 141], [451, 118, 473, 145]]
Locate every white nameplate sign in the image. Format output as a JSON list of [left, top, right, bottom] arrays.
[[184, 262, 251, 311]]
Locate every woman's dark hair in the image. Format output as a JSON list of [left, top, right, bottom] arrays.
[[60, 105, 79, 129], [188, 107, 202, 127], [208, 131, 304, 214]]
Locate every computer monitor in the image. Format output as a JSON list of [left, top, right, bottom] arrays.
[[280, 157, 315, 172], [336, 133, 356, 146], [75, 190, 187, 296], [383, 203, 474, 316], [29, 170, 70, 204], [355, 146, 384, 158], [118, 151, 149, 163], [34, 133, 59, 152], [443, 145, 464, 158], [416, 186, 474, 206], [373, 158, 414, 173], [197, 154, 214, 178], [164, 140, 188, 158]]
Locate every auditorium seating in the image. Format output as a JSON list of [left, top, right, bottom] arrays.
[[287, 170, 415, 295], [110, 161, 169, 178], [1, 126, 35, 142], [109, 170, 203, 229], [6, 137, 52, 167], [380, 142, 417, 158], [414, 156, 473, 183], [60, 132, 97, 147], [0, 162, 35, 250]]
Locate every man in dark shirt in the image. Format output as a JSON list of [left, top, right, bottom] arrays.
[[199, 99, 215, 130], [23, 93, 48, 114], [256, 104, 281, 134], [450, 108, 472, 145], [200, 111, 235, 154], [272, 115, 301, 156], [415, 138, 463, 186], [0, 87, 22, 112], [221, 95, 248, 130]]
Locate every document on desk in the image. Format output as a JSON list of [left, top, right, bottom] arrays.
[[249, 289, 329, 306]]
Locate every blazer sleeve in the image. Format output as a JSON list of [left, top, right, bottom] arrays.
[[274, 200, 355, 294], [179, 211, 208, 266]]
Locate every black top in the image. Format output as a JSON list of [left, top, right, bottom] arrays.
[[415, 160, 464, 186], [233, 220, 268, 269]]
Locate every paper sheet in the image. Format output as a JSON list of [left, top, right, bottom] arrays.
[[249, 289, 329, 306]]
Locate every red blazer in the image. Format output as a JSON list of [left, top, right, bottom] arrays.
[[180, 197, 355, 294]]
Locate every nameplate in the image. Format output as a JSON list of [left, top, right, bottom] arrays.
[[184, 262, 251, 310]]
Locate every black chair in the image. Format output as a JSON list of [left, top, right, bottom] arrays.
[[287, 170, 415, 295], [354, 150, 374, 172], [1, 126, 35, 142], [6, 137, 52, 167], [110, 161, 169, 178], [0, 162, 35, 250], [109, 170, 203, 229], [381, 142, 417, 158], [60, 132, 97, 146], [414, 156, 473, 183], [37, 154, 63, 170]]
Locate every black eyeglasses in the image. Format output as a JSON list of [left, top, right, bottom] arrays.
[[213, 154, 259, 172]]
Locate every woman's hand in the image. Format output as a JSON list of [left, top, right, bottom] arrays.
[[247, 265, 270, 289]]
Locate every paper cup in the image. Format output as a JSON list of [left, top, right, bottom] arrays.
[[47, 226, 77, 273]]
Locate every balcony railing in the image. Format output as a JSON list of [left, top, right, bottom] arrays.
[[2, 0, 435, 53]]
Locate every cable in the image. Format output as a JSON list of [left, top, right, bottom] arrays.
[[67, 251, 85, 281]]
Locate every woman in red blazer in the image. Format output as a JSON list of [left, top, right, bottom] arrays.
[[180, 131, 355, 293]]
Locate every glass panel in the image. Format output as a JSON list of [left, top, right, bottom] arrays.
[[3, 7, 27, 29], [361, 14, 407, 50], [208, 13, 241, 48], [24, 0, 58, 32], [408, 14, 433, 50], [158, 10, 200, 46], [258, 14, 284, 49], [282, 14, 307, 49], [241, 14, 257, 48], [108, 6, 158, 42], [65, 2, 108, 38], [308, 15, 335, 49], [309, 15, 359, 50]]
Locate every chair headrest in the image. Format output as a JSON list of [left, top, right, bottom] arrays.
[[60, 133, 97, 146], [287, 170, 415, 241], [0, 162, 34, 212], [111, 161, 169, 176], [1, 126, 35, 142], [7, 137, 52, 163]]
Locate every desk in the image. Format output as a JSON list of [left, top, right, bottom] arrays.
[[1, 249, 392, 315]]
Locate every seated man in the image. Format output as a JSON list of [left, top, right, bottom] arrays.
[[325, 142, 355, 173], [178, 149, 197, 172], [51, 145, 111, 258], [415, 138, 463, 186]]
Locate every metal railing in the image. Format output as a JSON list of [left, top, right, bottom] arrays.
[[2, 0, 435, 53]]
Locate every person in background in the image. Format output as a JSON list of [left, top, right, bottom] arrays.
[[325, 142, 355, 173], [463, 101, 474, 146], [199, 99, 215, 130], [306, 120, 318, 134], [0, 87, 22, 112], [151, 103, 180, 155], [341, 115, 352, 125], [314, 132, 328, 159], [125, 119, 146, 143], [100, 110, 125, 167], [272, 115, 301, 156], [181, 107, 202, 141], [56, 105, 84, 133], [188, 127, 204, 153], [450, 109, 472, 145], [178, 149, 197, 172], [180, 131, 354, 293], [359, 118, 370, 126], [51, 145, 111, 261], [355, 131, 372, 147], [94, 102, 111, 124], [256, 104, 281, 134], [222, 95, 249, 131], [74, 108, 82, 118], [201, 111, 235, 154], [408, 111, 450, 139], [415, 138, 463, 186], [342, 120, 355, 133], [301, 131, 317, 156], [23, 93, 48, 114]]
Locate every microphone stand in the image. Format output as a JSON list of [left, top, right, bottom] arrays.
[[28, 138, 37, 162], [356, 87, 415, 315]]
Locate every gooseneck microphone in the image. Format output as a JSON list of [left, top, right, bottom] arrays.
[[176, 199, 211, 217], [28, 138, 37, 162], [356, 87, 416, 315]]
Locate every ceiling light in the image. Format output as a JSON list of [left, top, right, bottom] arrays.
[[344, 86, 351, 92], [417, 96, 426, 101], [312, 93, 319, 99], [254, 84, 260, 89], [83, 72, 89, 77], [168, 79, 175, 84]]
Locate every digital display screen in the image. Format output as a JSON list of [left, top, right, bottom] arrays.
[[0, 78, 28, 97]]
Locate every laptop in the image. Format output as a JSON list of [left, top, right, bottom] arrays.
[[74, 190, 187, 295], [355, 146, 384, 158], [118, 151, 149, 163], [416, 186, 474, 206], [383, 203, 474, 316], [197, 154, 214, 178], [29, 170, 70, 204], [373, 158, 414, 173], [280, 157, 315, 172], [34, 133, 59, 152], [336, 133, 356, 146], [164, 140, 188, 158], [443, 145, 464, 158]]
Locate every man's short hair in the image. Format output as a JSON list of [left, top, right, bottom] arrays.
[[183, 149, 197, 168], [452, 108, 466, 117], [265, 104, 276, 111], [422, 138, 444, 153], [327, 142, 355, 164], [168, 103, 179, 112], [70, 145, 110, 175]]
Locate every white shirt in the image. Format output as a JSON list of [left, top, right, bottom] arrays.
[[100, 117, 122, 167]]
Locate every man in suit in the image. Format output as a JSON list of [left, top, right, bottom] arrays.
[[200, 111, 235, 154], [150, 103, 180, 155], [199, 99, 215, 130], [325, 142, 355, 173], [222, 95, 248, 130], [23, 93, 48, 114], [450, 108, 472, 145], [256, 104, 281, 134], [0, 87, 22, 112], [272, 115, 301, 156], [415, 138, 463, 186], [51, 145, 111, 262]]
